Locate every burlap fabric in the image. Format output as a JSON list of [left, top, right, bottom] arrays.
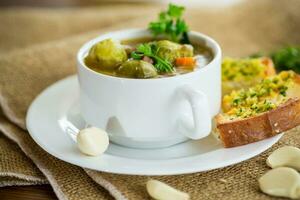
[[0, 0, 300, 199]]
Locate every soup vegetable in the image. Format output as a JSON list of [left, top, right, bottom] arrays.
[[84, 4, 212, 78]]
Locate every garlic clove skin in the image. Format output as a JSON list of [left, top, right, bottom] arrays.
[[77, 127, 109, 156], [146, 179, 190, 200], [259, 167, 300, 199], [267, 146, 300, 171]]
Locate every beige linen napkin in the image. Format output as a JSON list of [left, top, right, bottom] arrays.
[[0, 134, 47, 187], [1, 0, 300, 199]]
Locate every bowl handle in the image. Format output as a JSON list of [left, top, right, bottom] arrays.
[[177, 85, 211, 140]]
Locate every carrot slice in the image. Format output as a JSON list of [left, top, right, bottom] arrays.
[[175, 57, 196, 67]]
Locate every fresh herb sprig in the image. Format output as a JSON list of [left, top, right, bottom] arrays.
[[131, 43, 173, 72], [148, 4, 190, 44], [271, 47, 300, 74]]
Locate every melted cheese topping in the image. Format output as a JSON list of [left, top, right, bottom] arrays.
[[223, 71, 296, 118], [222, 57, 267, 82]]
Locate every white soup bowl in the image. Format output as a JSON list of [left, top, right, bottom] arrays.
[[77, 29, 221, 148]]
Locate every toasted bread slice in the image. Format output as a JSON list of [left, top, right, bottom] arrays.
[[216, 71, 300, 148], [222, 57, 276, 95]]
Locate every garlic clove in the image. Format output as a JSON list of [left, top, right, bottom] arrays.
[[77, 127, 109, 156], [146, 179, 190, 200], [259, 167, 300, 199], [267, 146, 300, 171]]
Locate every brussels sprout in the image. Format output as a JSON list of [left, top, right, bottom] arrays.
[[85, 39, 128, 70], [117, 60, 158, 78], [156, 40, 194, 63]]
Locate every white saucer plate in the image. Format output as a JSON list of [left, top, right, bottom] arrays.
[[26, 76, 282, 175]]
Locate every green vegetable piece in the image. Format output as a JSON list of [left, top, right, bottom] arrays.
[[156, 40, 193, 62], [85, 39, 128, 70], [271, 47, 300, 74], [148, 4, 189, 43], [117, 60, 158, 78], [131, 43, 174, 73]]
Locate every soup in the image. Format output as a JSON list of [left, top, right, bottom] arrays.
[[84, 37, 213, 79]]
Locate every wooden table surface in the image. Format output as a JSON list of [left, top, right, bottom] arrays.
[[0, 185, 57, 200]]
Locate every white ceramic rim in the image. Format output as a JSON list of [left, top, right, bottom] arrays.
[[77, 28, 222, 81]]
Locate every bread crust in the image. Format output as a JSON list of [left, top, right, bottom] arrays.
[[216, 98, 300, 148]]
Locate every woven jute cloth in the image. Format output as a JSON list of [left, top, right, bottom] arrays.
[[1, 0, 300, 199]]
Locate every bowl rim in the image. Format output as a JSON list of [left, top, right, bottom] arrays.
[[77, 28, 221, 81]]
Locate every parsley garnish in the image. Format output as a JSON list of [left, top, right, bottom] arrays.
[[271, 47, 300, 74], [148, 4, 190, 44], [131, 43, 173, 73]]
